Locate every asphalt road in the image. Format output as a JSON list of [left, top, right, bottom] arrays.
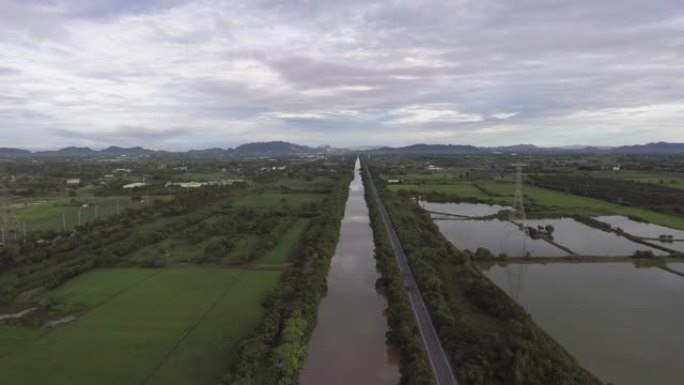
[[364, 162, 459, 385]]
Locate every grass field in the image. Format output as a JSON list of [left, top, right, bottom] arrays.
[[0, 325, 44, 358], [259, 218, 309, 264], [589, 171, 684, 190], [476, 181, 684, 230], [234, 192, 323, 209], [385, 172, 465, 184], [387, 183, 489, 200], [12, 197, 146, 233], [0, 267, 281, 385]]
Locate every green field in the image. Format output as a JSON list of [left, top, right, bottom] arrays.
[[259, 218, 309, 264], [0, 325, 44, 358], [234, 192, 323, 209], [387, 183, 488, 200], [589, 171, 684, 190], [12, 197, 145, 233], [0, 267, 281, 385], [476, 181, 684, 229]]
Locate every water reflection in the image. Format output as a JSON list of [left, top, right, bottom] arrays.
[[482, 263, 684, 385], [299, 159, 400, 385], [419, 201, 510, 217], [435, 219, 568, 257], [527, 218, 665, 256]]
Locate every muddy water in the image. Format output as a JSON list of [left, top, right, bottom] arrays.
[[299, 159, 400, 385]]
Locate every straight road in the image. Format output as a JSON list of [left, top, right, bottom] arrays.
[[364, 160, 459, 385]]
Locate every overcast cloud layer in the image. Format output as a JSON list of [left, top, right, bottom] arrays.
[[1, 0, 683, 150]]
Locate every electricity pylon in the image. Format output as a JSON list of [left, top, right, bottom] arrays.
[[506, 163, 529, 300], [0, 205, 23, 244]]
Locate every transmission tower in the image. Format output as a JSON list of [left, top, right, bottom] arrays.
[[505, 163, 529, 300], [510, 163, 529, 235], [0, 205, 23, 244]]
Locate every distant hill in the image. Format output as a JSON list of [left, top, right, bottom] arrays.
[[0, 148, 32, 157], [1, 141, 682, 158], [610, 142, 684, 154], [35, 147, 98, 157], [99, 146, 156, 156], [374, 144, 481, 154], [233, 141, 316, 155]]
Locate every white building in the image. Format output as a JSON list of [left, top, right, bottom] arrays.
[[66, 178, 81, 185], [122, 182, 147, 189]]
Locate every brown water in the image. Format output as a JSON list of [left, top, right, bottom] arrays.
[[299, 159, 400, 385]]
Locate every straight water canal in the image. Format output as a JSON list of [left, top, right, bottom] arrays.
[[299, 159, 400, 385]]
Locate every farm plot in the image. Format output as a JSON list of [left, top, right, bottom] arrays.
[[387, 183, 489, 200], [0, 267, 281, 385]]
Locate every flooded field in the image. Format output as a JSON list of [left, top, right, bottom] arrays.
[[419, 201, 510, 217], [527, 218, 666, 256], [299, 160, 400, 385], [482, 262, 684, 385], [435, 219, 568, 257], [594, 215, 684, 239], [594, 216, 684, 252], [666, 262, 684, 275]]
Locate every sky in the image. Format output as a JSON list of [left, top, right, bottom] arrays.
[[1, 0, 683, 150]]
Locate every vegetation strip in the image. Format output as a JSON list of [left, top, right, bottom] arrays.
[[363, 166, 437, 385]]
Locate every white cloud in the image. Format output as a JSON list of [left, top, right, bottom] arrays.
[[491, 112, 518, 119], [0, 0, 683, 148], [385, 105, 483, 125]]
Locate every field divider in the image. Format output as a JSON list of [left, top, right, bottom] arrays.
[[140, 270, 248, 385]]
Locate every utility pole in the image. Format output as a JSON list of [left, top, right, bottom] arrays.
[[94, 206, 98, 219], [78, 209, 81, 226], [62, 212, 66, 232]]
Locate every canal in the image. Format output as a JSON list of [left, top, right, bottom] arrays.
[[299, 158, 400, 385]]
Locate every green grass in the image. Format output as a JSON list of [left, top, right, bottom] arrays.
[[387, 183, 489, 200], [177, 172, 234, 182], [259, 219, 309, 264], [477, 181, 684, 230], [0, 267, 281, 385], [0, 325, 45, 358], [233, 193, 323, 209], [14, 197, 144, 232], [48, 269, 156, 309], [386, 172, 465, 184], [589, 171, 684, 190]]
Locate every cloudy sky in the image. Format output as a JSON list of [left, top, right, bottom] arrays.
[[1, 0, 683, 150]]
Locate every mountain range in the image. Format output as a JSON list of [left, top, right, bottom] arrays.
[[0, 141, 683, 158]]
